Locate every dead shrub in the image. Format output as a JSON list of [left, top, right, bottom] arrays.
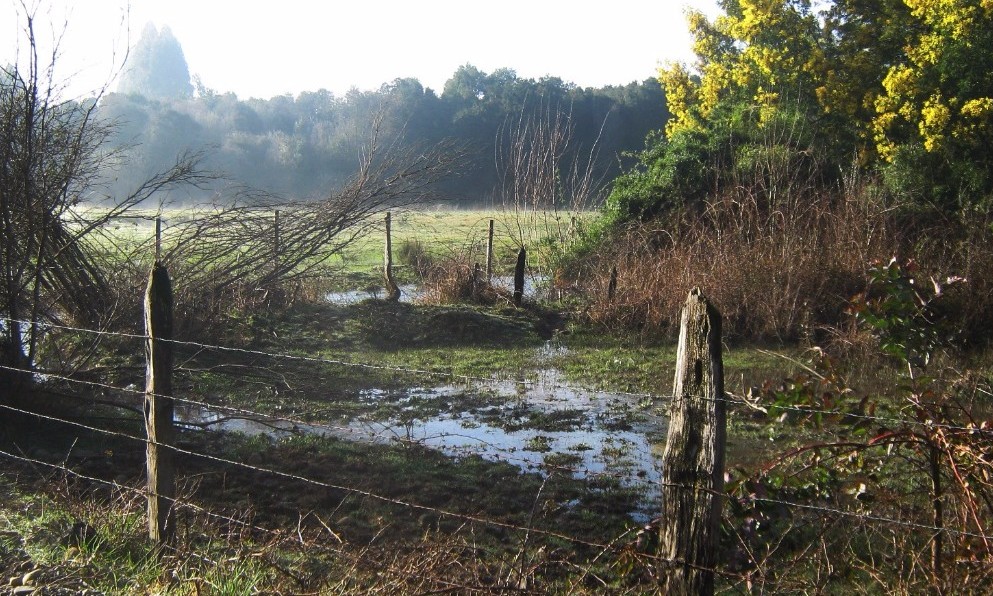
[[418, 246, 513, 306], [577, 186, 993, 345]]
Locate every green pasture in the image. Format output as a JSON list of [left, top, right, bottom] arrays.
[[338, 208, 594, 275], [75, 205, 596, 289]]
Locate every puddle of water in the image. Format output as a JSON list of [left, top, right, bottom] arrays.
[[325, 275, 549, 305], [177, 367, 665, 519], [489, 274, 548, 298], [326, 284, 422, 304]]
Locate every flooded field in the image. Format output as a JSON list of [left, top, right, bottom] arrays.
[[176, 356, 667, 518]]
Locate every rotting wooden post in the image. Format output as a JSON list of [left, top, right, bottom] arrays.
[[384, 212, 401, 302], [607, 265, 618, 302], [513, 246, 526, 307], [658, 288, 726, 595], [486, 219, 495, 281], [145, 262, 175, 546]]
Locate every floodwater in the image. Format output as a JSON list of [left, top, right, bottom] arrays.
[[175, 361, 666, 517], [325, 275, 549, 305]]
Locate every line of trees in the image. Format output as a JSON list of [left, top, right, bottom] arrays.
[[100, 49, 669, 205]]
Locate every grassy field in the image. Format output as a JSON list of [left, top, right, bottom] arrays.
[[78, 205, 595, 291]]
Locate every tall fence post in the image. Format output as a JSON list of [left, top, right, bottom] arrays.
[[513, 246, 526, 307], [145, 262, 175, 546], [658, 288, 726, 595], [154, 216, 162, 263], [273, 209, 281, 273], [384, 212, 401, 302], [486, 219, 494, 282]]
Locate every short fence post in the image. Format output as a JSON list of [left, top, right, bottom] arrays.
[[384, 212, 401, 301], [607, 265, 618, 302], [513, 247, 526, 307], [658, 288, 726, 595], [486, 219, 494, 281], [145, 262, 175, 546]]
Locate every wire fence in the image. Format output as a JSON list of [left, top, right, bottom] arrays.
[[2, 312, 993, 591]]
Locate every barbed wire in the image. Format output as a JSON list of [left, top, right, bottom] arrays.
[[0, 316, 673, 403], [5, 315, 992, 436], [5, 399, 986, 590], [749, 496, 993, 542], [0, 447, 543, 593], [6, 317, 993, 554], [0, 446, 277, 538], [0, 425, 743, 582]]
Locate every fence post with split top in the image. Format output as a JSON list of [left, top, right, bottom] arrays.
[[658, 287, 726, 595]]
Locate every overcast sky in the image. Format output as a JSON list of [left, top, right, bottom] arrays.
[[3, 0, 721, 100]]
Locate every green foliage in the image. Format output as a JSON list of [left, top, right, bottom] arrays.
[[729, 257, 992, 589], [604, 128, 713, 224], [850, 257, 963, 369], [604, 0, 993, 229]]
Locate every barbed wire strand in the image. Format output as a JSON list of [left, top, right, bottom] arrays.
[[0, 316, 670, 402], [0, 447, 538, 593], [750, 496, 993, 543], [4, 320, 991, 436], [6, 321, 993, 545]]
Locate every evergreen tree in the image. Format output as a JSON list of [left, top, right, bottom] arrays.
[[117, 23, 194, 100]]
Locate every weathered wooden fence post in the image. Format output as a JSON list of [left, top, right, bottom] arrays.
[[154, 216, 162, 262], [513, 246, 526, 307], [486, 219, 495, 282], [384, 212, 401, 302], [145, 262, 175, 546], [273, 209, 281, 272], [607, 265, 618, 302], [658, 288, 726, 595]]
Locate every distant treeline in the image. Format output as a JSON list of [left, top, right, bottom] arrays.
[[97, 65, 668, 206]]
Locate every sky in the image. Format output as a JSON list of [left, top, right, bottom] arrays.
[[3, 0, 721, 101]]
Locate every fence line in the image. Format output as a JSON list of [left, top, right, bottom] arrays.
[[0, 447, 539, 594], [4, 315, 990, 436], [0, 400, 745, 580], [749, 496, 993, 542], [14, 349, 992, 499], [6, 305, 993, 589], [2, 395, 984, 594], [0, 316, 670, 403], [3, 378, 991, 547], [0, 446, 276, 539]]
